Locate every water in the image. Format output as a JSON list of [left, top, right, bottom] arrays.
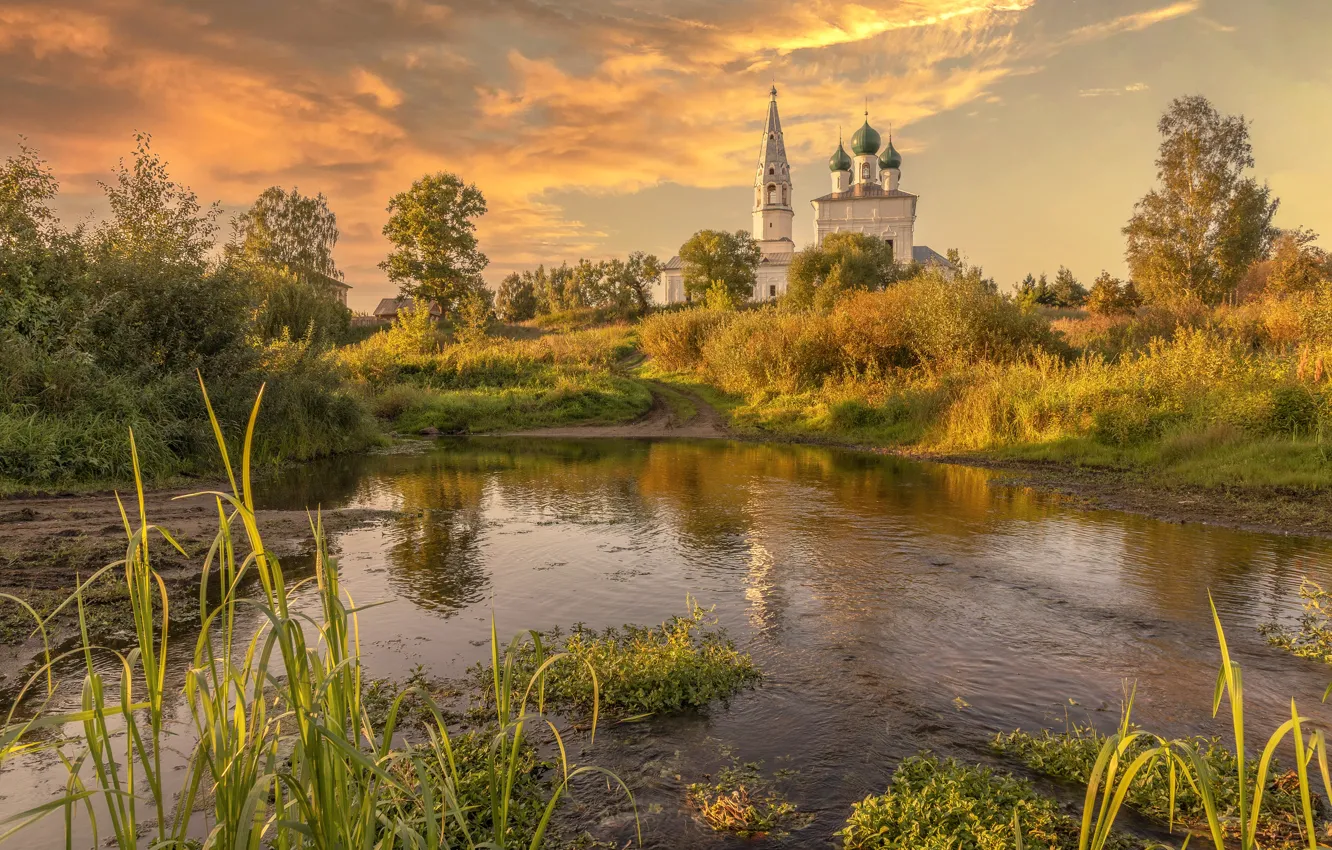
[[7, 437, 1332, 847]]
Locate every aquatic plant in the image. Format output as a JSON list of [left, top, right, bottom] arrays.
[[0, 380, 633, 849], [686, 759, 812, 839], [836, 755, 1122, 850], [995, 723, 1319, 845], [1261, 577, 1332, 665], [483, 602, 761, 719]]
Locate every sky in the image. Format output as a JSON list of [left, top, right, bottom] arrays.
[[3, 0, 1330, 312]]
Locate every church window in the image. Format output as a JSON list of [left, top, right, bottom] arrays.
[[767, 184, 777, 204], [768, 167, 774, 175], [769, 285, 777, 298], [781, 186, 787, 203], [861, 163, 871, 180]]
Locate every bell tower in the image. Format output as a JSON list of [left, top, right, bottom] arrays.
[[753, 85, 794, 254]]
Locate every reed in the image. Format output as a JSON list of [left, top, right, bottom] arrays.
[[0, 377, 631, 849]]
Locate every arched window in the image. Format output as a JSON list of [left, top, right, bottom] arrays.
[[768, 167, 774, 175], [781, 185, 787, 204], [767, 184, 777, 204], [861, 163, 871, 180]]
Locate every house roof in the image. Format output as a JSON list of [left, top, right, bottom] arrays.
[[810, 185, 918, 203], [662, 255, 684, 271], [373, 298, 401, 317], [911, 245, 952, 267], [759, 253, 794, 265], [307, 270, 350, 291]]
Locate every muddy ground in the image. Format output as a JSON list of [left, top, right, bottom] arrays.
[[0, 488, 397, 697]]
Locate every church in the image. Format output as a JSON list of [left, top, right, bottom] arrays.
[[654, 87, 948, 304]]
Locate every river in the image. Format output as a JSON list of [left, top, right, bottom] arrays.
[[5, 436, 1332, 847]]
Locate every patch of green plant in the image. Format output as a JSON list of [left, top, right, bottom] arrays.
[[993, 724, 1323, 846], [478, 603, 761, 718], [686, 759, 812, 839], [837, 754, 1132, 850], [1262, 578, 1332, 664]]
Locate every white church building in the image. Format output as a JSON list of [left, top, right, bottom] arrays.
[[654, 87, 948, 305]]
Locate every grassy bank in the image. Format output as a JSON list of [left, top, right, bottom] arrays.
[[638, 270, 1332, 491], [340, 306, 652, 436]]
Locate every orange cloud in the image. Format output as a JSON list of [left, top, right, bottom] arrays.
[[0, 0, 1206, 308]]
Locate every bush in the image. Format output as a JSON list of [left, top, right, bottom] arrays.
[[638, 308, 734, 372]]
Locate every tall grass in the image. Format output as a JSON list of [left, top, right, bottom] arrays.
[[0, 379, 630, 849]]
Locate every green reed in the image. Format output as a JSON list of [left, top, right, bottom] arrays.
[[0, 376, 630, 849]]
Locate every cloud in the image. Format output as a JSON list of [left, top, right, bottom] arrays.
[[1078, 82, 1151, 97], [1065, 0, 1201, 44], [0, 0, 1211, 306]]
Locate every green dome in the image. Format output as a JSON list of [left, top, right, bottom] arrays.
[[850, 119, 881, 157], [829, 142, 852, 172], [880, 139, 902, 170]]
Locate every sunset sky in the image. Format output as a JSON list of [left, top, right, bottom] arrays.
[[3, 0, 1329, 311]]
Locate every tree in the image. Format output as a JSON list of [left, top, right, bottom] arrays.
[[600, 251, 661, 314], [1264, 228, 1330, 296], [1085, 271, 1142, 316], [1016, 273, 1053, 308], [456, 286, 494, 344], [788, 232, 898, 310], [229, 186, 342, 282], [1124, 95, 1278, 305], [1050, 266, 1087, 307], [380, 172, 488, 319], [96, 133, 221, 271], [677, 229, 759, 302], [495, 272, 538, 322]]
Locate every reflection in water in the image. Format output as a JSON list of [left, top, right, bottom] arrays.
[[184, 439, 1332, 845]]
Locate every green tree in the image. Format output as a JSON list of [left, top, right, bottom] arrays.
[[678, 229, 759, 302], [380, 172, 488, 318], [229, 186, 342, 282], [788, 232, 897, 310], [495, 272, 538, 322], [1085, 271, 1142, 316], [456, 286, 494, 344], [1049, 266, 1087, 307], [1124, 95, 1278, 305], [1264, 228, 1330, 296], [1016, 273, 1054, 308]]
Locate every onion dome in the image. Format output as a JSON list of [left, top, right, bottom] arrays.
[[880, 138, 902, 170], [829, 142, 852, 172], [850, 117, 882, 157]]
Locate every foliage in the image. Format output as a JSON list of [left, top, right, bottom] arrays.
[[508, 253, 660, 318], [1261, 577, 1332, 664], [380, 171, 489, 319], [638, 308, 733, 372], [787, 232, 899, 310], [496, 272, 539, 322], [457, 286, 496, 345], [1260, 228, 1331, 297], [0, 390, 632, 849], [1050, 266, 1088, 307], [1086, 272, 1144, 316], [704, 280, 741, 311], [1124, 95, 1278, 305], [687, 760, 812, 839], [837, 755, 1097, 850], [227, 185, 342, 282], [0, 138, 375, 487], [249, 265, 351, 346], [994, 724, 1319, 845], [678, 229, 760, 301], [485, 603, 761, 718]]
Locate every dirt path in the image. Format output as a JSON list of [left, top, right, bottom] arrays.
[[505, 381, 730, 439]]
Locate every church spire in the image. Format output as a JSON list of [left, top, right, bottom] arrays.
[[753, 85, 794, 251]]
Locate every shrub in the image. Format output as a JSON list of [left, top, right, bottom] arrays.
[[638, 308, 734, 372]]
